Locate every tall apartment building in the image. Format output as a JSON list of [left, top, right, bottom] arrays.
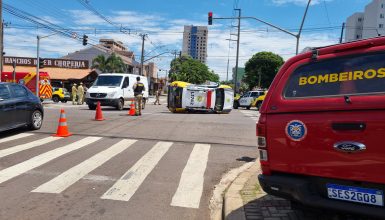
[[182, 25, 208, 63], [345, 0, 385, 42]]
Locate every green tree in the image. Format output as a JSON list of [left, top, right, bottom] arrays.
[[244, 51, 284, 89], [169, 55, 219, 84], [92, 53, 125, 73], [91, 55, 108, 72]]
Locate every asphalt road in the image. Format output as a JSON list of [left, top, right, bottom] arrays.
[[0, 98, 259, 220]]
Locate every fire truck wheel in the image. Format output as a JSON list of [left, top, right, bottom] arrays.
[[52, 96, 60, 103], [29, 110, 43, 130]]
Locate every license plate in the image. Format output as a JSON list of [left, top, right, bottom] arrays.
[[327, 183, 383, 206]]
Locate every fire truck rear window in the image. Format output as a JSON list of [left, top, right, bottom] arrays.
[[284, 52, 385, 98]]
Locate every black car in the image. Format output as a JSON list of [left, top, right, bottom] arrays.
[[0, 82, 44, 132]]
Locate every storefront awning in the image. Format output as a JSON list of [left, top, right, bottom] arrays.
[[3, 66, 92, 80]]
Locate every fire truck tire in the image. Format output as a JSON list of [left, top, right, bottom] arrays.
[[52, 96, 60, 103], [29, 110, 43, 130]]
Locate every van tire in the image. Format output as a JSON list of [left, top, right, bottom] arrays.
[[116, 99, 124, 110], [61, 100, 67, 103], [246, 106, 251, 110], [88, 104, 96, 110]]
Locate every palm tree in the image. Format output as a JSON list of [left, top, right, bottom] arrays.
[[106, 53, 125, 73], [91, 53, 125, 73], [91, 55, 108, 73]]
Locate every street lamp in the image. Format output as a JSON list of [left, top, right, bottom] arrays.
[[36, 32, 61, 97]]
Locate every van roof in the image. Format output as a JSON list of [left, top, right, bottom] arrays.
[[99, 73, 143, 77]]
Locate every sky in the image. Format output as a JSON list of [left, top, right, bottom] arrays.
[[3, 0, 372, 80]]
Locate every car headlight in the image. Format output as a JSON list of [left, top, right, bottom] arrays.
[[107, 92, 117, 98]]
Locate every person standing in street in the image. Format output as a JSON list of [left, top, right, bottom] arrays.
[[154, 87, 161, 105], [71, 83, 77, 105], [133, 77, 145, 116], [77, 82, 84, 105]]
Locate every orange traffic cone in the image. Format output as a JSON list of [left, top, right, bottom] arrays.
[[129, 99, 136, 116], [95, 101, 105, 121], [53, 109, 72, 137]]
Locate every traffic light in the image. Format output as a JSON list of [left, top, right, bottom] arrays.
[[82, 34, 88, 46], [39, 57, 44, 68], [208, 12, 213, 25]]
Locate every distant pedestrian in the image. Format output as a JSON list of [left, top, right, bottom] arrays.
[[133, 77, 145, 116], [83, 84, 88, 103], [71, 83, 77, 105], [77, 82, 84, 105], [154, 87, 161, 105]]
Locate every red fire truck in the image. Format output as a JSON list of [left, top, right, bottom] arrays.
[[1, 71, 52, 100]]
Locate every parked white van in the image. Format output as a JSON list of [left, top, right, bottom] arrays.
[[85, 73, 149, 110]]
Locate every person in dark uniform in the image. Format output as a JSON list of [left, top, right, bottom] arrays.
[[132, 77, 145, 116]]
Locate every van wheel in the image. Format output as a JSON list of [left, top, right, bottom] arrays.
[[29, 110, 43, 130], [116, 99, 124, 110], [88, 104, 96, 110], [52, 96, 59, 103], [246, 106, 251, 110]]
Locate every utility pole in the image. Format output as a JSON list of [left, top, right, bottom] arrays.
[[36, 36, 40, 97], [0, 0, 3, 82], [140, 34, 147, 76], [234, 9, 241, 94], [339, 22, 345, 43], [296, 0, 311, 55]]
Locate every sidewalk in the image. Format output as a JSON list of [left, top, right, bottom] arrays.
[[223, 162, 304, 220]]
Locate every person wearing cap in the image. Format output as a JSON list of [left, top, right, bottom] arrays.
[[77, 82, 84, 105], [132, 77, 145, 116], [72, 83, 77, 105]]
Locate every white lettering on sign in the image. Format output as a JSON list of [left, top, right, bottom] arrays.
[[3, 56, 89, 69]]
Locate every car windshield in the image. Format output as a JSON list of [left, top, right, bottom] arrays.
[[93, 76, 123, 87]]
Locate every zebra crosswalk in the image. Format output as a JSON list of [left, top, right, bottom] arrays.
[[239, 109, 260, 121], [0, 133, 211, 209]]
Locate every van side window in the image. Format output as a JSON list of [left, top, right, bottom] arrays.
[[0, 85, 11, 100], [284, 52, 385, 98], [123, 77, 129, 88]]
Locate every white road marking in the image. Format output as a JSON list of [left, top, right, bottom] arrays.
[[0, 136, 62, 158], [32, 139, 136, 193], [101, 141, 173, 201], [0, 136, 101, 185], [171, 144, 210, 208], [0, 133, 34, 144]]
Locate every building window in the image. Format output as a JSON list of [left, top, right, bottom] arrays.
[[381, 14, 384, 19], [382, 3, 384, 8], [379, 24, 384, 28], [358, 18, 362, 22], [356, 35, 361, 39]]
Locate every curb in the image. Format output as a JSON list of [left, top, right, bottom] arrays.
[[223, 162, 261, 220], [210, 162, 255, 220]]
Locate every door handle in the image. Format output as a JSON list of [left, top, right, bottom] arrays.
[[332, 122, 366, 131]]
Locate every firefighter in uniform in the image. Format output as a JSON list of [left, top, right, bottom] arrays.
[[77, 82, 84, 105], [132, 77, 145, 116], [72, 83, 77, 105]]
